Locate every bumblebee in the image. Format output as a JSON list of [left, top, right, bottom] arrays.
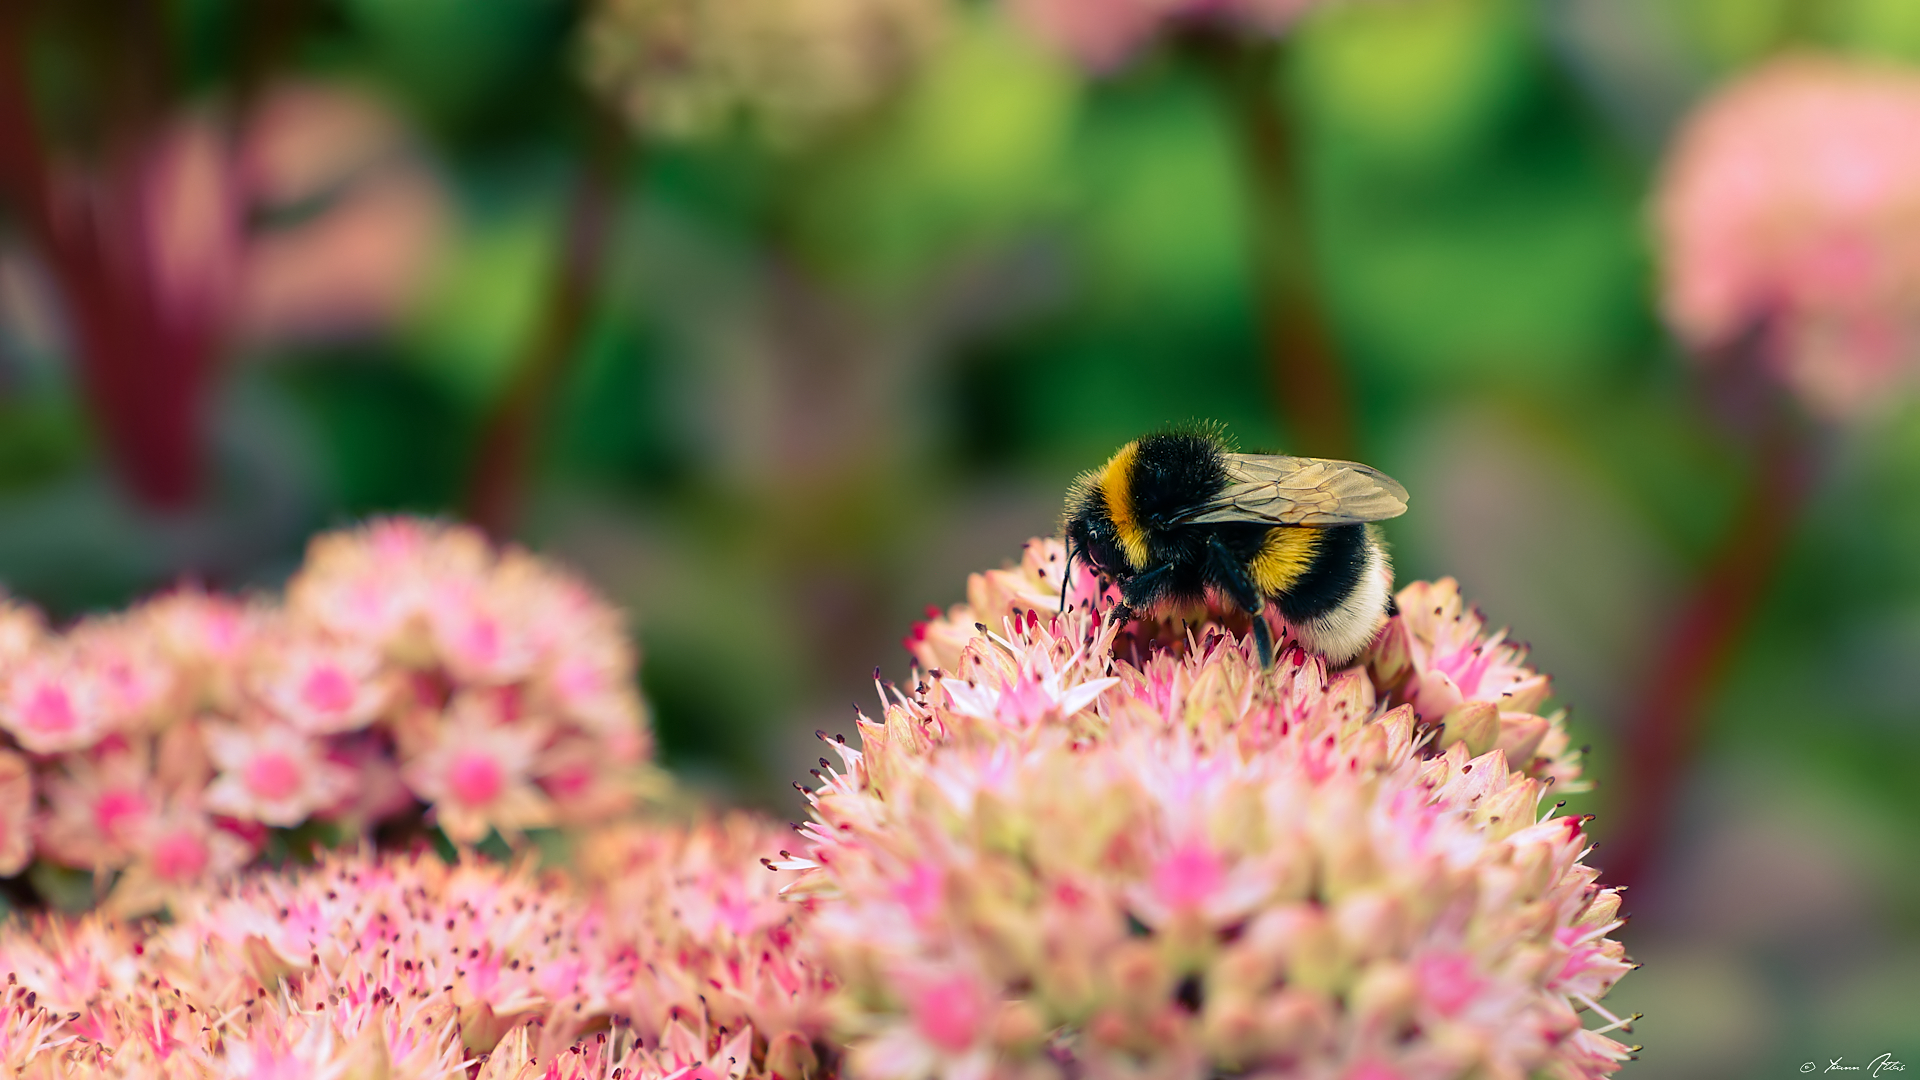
[[1061, 428, 1408, 668]]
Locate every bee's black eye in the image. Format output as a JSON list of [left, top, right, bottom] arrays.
[[1079, 520, 1125, 577]]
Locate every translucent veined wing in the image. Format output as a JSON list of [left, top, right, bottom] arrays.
[[1172, 454, 1409, 526]]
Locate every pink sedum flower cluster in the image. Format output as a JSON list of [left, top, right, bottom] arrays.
[[579, 813, 837, 1058], [0, 518, 653, 912], [1656, 55, 1920, 419], [0, 818, 830, 1078], [788, 538, 1631, 1079]]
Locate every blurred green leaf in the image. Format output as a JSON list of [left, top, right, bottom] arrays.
[[27, 861, 94, 914], [1671, 0, 1801, 70], [274, 357, 473, 513], [1293, 0, 1536, 169], [405, 201, 558, 408], [1825, 0, 1920, 63], [1072, 72, 1247, 315], [340, 0, 571, 130], [0, 399, 87, 492], [798, 5, 1082, 283]]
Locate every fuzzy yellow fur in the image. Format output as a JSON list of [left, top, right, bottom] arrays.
[[1098, 441, 1151, 571]]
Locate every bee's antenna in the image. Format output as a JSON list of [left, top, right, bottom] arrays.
[[1059, 541, 1076, 616]]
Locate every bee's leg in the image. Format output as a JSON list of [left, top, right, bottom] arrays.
[[1111, 563, 1176, 627], [1207, 537, 1274, 669]]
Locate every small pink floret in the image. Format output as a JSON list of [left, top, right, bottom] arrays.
[[243, 752, 303, 801], [1152, 842, 1225, 911], [1415, 954, 1484, 1017], [447, 750, 504, 807], [545, 761, 593, 798], [999, 676, 1053, 727], [554, 658, 603, 701], [299, 664, 355, 715], [714, 890, 756, 936], [24, 683, 75, 734], [92, 789, 149, 841], [893, 862, 944, 924], [456, 617, 501, 667], [242, 1044, 310, 1080], [150, 830, 211, 882], [912, 973, 985, 1052]]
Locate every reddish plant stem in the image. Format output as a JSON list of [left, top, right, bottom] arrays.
[[1606, 408, 1817, 893], [465, 110, 622, 539], [1206, 37, 1355, 460], [0, 6, 212, 509]]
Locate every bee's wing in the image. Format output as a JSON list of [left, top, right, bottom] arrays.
[[1173, 454, 1409, 526]]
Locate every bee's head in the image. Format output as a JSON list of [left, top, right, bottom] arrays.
[[1063, 477, 1130, 583]]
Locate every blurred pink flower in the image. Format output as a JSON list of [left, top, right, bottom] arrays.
[[0, 616, 179, 756], [287, 517, 481, 658], [203, 721, 354, 826], [0, 650, 120, 756], [104, 795, 254, 916], [1657, 54, 1920, 419], [137, 587, 262, 710], [400, 700, 554, 844], [5, 79, 449, 509], [0, 517, 649, 882], [236, 81, 448, 344], [36, 746, 157, 870], [536, 736, 640, 824], [425, 574, 542, 686], [140, 114, 246, 344], [246, 633, 391, 734], [136, 83, 449, 351]]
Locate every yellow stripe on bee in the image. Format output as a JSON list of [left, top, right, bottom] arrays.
[[1248, 526, 1320, 596], [1098, 441, 1151, 571]]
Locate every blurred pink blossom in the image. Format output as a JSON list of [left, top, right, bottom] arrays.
[[142, 82, 449, 349], [203, 721, 354, 826], [0, 517, 653, 906], [246, 633, 391, 735], [400, 698, 554, 844], [36, 746, 157, 870], [0, 75, 449, 507], [1657, 55, 1920, 418]]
